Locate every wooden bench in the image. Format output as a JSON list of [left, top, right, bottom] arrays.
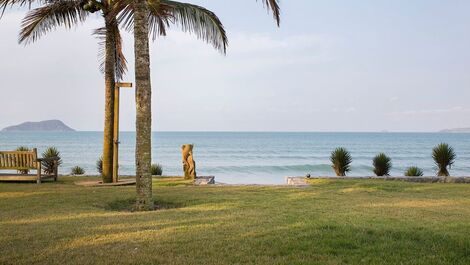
[[0, 148, 59, 184]]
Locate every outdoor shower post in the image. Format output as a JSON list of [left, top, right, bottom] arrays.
[[113, 82, 133, 183]]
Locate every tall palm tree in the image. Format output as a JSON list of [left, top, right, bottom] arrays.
[[2, 0, 126, 183], [128, 0, 280, 210], [0, 0, 228, 186]]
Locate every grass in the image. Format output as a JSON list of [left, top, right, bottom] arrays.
[[1, 177, 470, 265]]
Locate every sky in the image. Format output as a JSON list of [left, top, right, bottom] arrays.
[[1, 0, 469, 132]]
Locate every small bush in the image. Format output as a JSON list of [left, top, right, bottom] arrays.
[[41, 147, 62, 174], [405, 166, 424, 177], [16, 146, 30, 174], [16, 146, 30, 151], [432, 143, 456, 176], [96, 157, 103, 175], [330, 147, 352, 176], [71, 166, 85, 175], [373, 153, 392, 176], [150, 164, 163, 176]]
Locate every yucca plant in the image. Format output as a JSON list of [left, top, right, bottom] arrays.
[[71, 166, 85, 175], [432, 143, 456, 176], [373, 153, 392, 176], [96, 157, 103, 176], [41, 147, 62, 174], [405, 166, 424, 177], [150, 164, 163, 176], [16, 146, 30, 174], [16, 146, 30, 151], [330, 147, 352, 176]]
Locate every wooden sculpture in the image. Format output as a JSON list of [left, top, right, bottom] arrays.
[[181, 144, 197, 179]]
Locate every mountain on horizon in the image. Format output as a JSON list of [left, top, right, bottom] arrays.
[[440, 127, 470, 133], [1, 120, 75, 132]]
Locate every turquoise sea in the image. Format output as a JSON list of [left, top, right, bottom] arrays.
[[1, 132, 469, 184]]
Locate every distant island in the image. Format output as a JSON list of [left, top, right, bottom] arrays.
[[440, 127, 470, 133], [1, 120, 75, 132]]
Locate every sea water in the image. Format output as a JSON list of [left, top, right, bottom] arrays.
[[1, 132, 469, 184]]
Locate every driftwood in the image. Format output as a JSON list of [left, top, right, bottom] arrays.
[[181, 144, 196, 179]]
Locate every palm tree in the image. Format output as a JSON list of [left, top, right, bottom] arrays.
[[129, 0, 280, 210], [1, 0, 126, 183], [0, 0, 228, 185]]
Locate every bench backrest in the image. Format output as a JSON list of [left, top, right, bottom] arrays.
[[0, 148, 38, 170]]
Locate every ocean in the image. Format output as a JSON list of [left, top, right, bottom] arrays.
[[1, 132, 469, 184]]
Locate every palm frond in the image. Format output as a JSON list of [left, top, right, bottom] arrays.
[[0, 0, 38, 18], [258, 0, 281, 26], [116, 0, 171, 39], [19, 0, 88, 44], [116, 0, 228, 53], [94, 24, 128, 81], [160, 0, 227, 53]]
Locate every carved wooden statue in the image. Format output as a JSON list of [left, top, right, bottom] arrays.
[[181, 144, 196, 179]]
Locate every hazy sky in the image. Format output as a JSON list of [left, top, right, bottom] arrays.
[[1, 0, 469, 132]]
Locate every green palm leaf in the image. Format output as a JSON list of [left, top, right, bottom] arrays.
[[117, 0, 228, 53], [94, 25, 128, 81], [0, 0, 38, 17], [19, 0, 89, 44], [260, 0, 281, 26], [161, 0, 228, 53]]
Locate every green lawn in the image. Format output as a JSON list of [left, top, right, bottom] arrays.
[[1, 177, 469, 265]]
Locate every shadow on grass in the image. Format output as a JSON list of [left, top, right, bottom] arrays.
[[103, 198, 184, 212]]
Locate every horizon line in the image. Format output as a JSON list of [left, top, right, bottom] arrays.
[[2, 130, 463, 133]]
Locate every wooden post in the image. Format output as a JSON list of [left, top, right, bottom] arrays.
[[113, 82, 133, 183], [33, 148, 41, 184], [37, 162, 42, 184]]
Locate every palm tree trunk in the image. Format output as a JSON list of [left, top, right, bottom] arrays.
[[101, 14, 117, 183], [133, 0, 153, 210]]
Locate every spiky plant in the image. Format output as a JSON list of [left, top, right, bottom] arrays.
[[150, 164, 163, 176], [373, 153, 392, 176], [330, 147, 352, 176], [96, 157, 103, 176], [432, 143, 456, 176], [405, 166, 424, 177], [16, 146, 30, 151], [41, 147, 62, 174], [16, 146, 30, 174], [71, 166, 85, 175]]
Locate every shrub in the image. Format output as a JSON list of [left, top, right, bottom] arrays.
[[41, 147, 62, 174], [330, 147, 352, 176], [16, 146, 30, 174], [432, 143, 456, 176], [96, 157, 103, 175], [373, 153, 392, 176], [405, 166, 424, 177], [150, 164, 163, 176], [16, 146, 30, 151], [71, 166, 85, 175]]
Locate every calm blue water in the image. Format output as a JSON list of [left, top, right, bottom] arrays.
[[1, 132, 469, 184]]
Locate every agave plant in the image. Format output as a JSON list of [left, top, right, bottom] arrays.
[[330, 147, 352, 176], [96, 157, 103, 176], [373, 153, 392, 176], [16, 146, 30, 174], [71, 166, 85, 175], [150, 163, 163, 176], [404, 166, 424, 177], [432, 143, 456, 176], [41, 147, 62, 174]]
